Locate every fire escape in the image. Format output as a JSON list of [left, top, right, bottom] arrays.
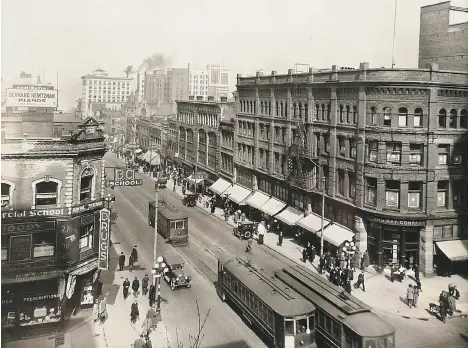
[[287, 64, 318, 191]]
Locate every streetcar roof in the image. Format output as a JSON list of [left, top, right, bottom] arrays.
[[221, 256, 316, 317], [342, 312, 395, 337]]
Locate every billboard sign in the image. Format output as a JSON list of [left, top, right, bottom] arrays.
[[6, 87, 57, 108], [98, 208, 110, 270], [106, 168, 142, 187]]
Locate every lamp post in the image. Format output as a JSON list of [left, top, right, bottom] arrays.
[[103, 194, 115, 245], [342, 241, 357, 268], [151, 256, 168, 311]]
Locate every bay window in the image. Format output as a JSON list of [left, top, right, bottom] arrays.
[[385, 180, 400, 208]]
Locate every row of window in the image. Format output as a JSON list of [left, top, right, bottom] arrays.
[[88, 80, 130, 86], [178, 112, 218, 128], [220, 154, 234, 174], [221, 131, 234, 149]]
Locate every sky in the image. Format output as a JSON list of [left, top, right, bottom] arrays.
[[1, 0, 468, 111]]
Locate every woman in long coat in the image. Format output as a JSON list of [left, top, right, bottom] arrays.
[[98, 294, 108, 324], [361, 250, 370, 270], [351, 252, 360, 271]]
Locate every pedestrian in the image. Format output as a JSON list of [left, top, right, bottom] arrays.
[[149, 284, 156, 307], [224, 207, 229, 221], [142, 274, 149, 295], [319, 256, 325, 274], [130, 299, 140, 324], [145, 337, 153, 348], [309, 244, 316, 263], [210, 201, 216, 214], [92, 299, 99, 322], [141, 316, 152, 338], [406, 284, 414, 308], [339, 253, 347, 269], [361, 250, 370, 271], [146, 304, 159, 329], [413, 285, 420, 308], [302, 247, 308, 263], [240, 211, 246, 222], [123, 278, 131, 299], [182, 184, 186, 195], [129, 254, 134, 271], [118, 252, 125, 271], [277, 231, 283, 247], [131, 245, 138, 264], [356, 271, 366, 292], [98, 293, 108, 324], [132, 276, 140, 297], [350, 252, 360, 272]]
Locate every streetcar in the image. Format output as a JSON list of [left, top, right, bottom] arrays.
[[274, 264, 396, 348], [148, 201, 189, 246], [217, 255, 317, 348]]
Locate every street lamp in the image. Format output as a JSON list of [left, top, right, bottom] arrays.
[[151, 256, 168, 311], [342, 241, 357, 268]]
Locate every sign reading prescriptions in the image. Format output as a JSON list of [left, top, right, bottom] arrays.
[[98, 208, 110, 270], [6, 87, 57, 107]]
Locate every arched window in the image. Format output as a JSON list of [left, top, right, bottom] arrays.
[[298, 103, 303, 118], [280, 102, 284, 117], [339, 105, 344, 123], [1, 181, 15, 207], [304, 104, 308, 121], [321, 104, 326, 120], [284, 102, 288, 117], [80, 167, 95, 201], [413, 108, 423, 127], [449, 109, 457, 128], [370, 106, 377, 125], [460, 110, 467, 128], [253, 101, 256, 114], [438, 109, 447, 128], [33, 179, 62, 207], [352, 106, 358, 124], [268, 102, 271, 116], [398, 107, 408, 127], [383, 107, 392, 126], [327, 104, 331, 121], [276, 102, 279, 116]]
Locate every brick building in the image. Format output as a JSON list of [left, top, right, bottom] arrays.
[[234, 63, 468, 276], [418, 1, 468, 72], [1, 117, 108, 331]]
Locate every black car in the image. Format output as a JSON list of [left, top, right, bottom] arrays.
[[233, 221, 257, 240], [162, 253, 192, 290]]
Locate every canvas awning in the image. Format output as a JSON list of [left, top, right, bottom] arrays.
[[142, 151, 160, 165], [316, 223, 355, 247], [276, 206, 304, 226], [296, 213, 330, 233], [70, 259, 98, 276], [436, 240, 468, 261], [137, 151, 147, 159], [224, 184, 252, 205], [2, 270, 65, 285], [187, 175, 204, 185], [246, 191, 270, 210], [259, 197, 286, 216], [134, 148, 143, 154], [209, 178, 231, 195]]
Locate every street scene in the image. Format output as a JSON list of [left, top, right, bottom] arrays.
[[2, 0, 468, 348]]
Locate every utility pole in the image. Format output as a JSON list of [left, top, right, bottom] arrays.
[[391, 0, 398, 68], [320, 176, 325, 257], [153, 171, 160, 275]]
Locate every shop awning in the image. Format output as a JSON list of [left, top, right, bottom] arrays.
[[70, 259, 98, 276], [224, 184, 252, 205], [187, 175, 204, 185], [209, 178, 231, 195], [276, 206, 304, 226], [259, 197, 286, 216], [246, 191, 270, 210], [296, 213, 330, 233], [316, 223, 355, 247], [436, 240, 468, 261], [134, 148, 143, 154], [142, 151, 160, 165], [2, 270, 64, 285], [137, 151, 147, 159]]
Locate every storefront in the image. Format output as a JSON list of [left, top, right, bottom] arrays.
[[257, 197, 287, 224], [366, 215, 425, 269], [296, 212, 331, 251], [245, 190, 271, 221], [223, 184, 253, 211], [275, 206, 304, 238]]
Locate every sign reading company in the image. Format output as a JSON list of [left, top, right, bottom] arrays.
[[367, 216, 426, 227], [98, 208, 110, 270], [6, 87, 57, 108], [106, 168, 142, 187]]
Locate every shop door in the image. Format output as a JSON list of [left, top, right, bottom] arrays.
[[382, 228, 401, 267]]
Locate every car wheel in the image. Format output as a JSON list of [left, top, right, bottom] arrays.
[[244, 232, 251, 239], [187, 283, 191, 288]]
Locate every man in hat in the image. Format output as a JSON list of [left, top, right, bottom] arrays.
[[118, 252, 125, 271], [132, 276, 140, 298], [142, 274, 150, 296], [356, 271, 366, 292]]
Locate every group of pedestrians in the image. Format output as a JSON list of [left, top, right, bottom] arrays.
[[119, 245, 139, 272]]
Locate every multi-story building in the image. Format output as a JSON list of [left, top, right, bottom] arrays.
[[1, 116, 108, 331], [418, 1, 468, 72], [80, 69, 133, 118], [175, 95, 235, 186], [136, 72, 145, 103], [189, 64, 229, 100], [144, 68, 189, 107]]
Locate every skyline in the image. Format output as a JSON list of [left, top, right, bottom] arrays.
[[2, 0, 468, 111]]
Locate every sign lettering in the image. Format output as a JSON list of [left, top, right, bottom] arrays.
[[57, 219, 80, 265], [106, 168, 142, 187], [99, 209, 110, 270], [9, 235, 32, 262], [367, 216, 426, 227], [6, 88, 57, 108], [23, 293, 59, 302], [2, 201, 104, 219], [2, 221, 55, 234]]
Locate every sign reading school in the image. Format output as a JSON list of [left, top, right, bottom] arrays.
[[6, 86, 57, 108]]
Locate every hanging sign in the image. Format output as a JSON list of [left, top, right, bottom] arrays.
[[98, 208, 110, 270], [106, 168, 142, 187]]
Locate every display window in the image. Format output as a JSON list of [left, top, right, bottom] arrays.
[[80, 279, 94, 307], [19, 294, 61, 326]]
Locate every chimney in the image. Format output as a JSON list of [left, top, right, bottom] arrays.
[[220, 96, 227, 102], [207, 96, 215, 102], [189, 95, 195, 101], [196, 96, 204, 101]]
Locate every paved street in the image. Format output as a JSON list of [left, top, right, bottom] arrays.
[[106, 152, 468, 348]]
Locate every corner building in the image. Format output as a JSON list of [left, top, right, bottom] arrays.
[[1, 118, 107, 331], [235, 63, 468, 276]]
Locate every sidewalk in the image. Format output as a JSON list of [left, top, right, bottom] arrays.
[[164, 176, 468, 321]]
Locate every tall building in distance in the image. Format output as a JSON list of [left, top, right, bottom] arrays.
[[189, 64, 229, 100], [143, 68, 189, 109], [80, 68, 133, 118], [418, 1, 468, 72]]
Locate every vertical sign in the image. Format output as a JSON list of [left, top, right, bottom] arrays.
[[99, 208, 110, 270]]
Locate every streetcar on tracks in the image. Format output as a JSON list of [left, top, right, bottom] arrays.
[[274, 264, 396, 348], [217, 255, 318, 348], [148, 201, 189, 246]]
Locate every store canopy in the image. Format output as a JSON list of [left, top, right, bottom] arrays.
[[246, 191, 270, 210], [137, 151, 147, 159], [316, 223, 355, 247], [187, 175, 204, 185], [259, 197, 286, 216], [276, 206, 304, 226], [142, 151, 160, 165], [296, 213, 330, 234], [134, 148, 143, 154], [70, 259, 98, 276], [2, 270, 65, 285], [224, 184, 252, 205], [436, 240, 468, 261], [209, 178, 231, 195]]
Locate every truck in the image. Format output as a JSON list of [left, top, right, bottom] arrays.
[[148, 201, 189, 246]]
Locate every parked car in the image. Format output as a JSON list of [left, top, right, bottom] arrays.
[[182, 193, 198, 207], [162, 252, 192, 290]]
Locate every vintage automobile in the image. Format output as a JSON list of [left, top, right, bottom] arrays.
[[162, 252, 192, 290], [182, 193, 198, 207], [233, 221, 257, 240]]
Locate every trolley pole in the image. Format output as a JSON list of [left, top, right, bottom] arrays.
[[320, 176, 325, 257]]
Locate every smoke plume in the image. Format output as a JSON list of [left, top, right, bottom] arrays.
[[138, 53, 172, 72]]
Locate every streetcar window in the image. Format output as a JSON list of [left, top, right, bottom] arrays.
[[296, 318, 307, 333], [176, 220, 185, 229], [170, 221, 176, 229], [307, 314, 315, 330], [285, 319, 295, 335], [318, 310, 325, 328], [331, 320, 340, 340], [325, 315, 332, 331]]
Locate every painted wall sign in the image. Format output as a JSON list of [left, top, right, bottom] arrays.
[[71, 200, 104, 215], [98, 208, 110, 270], [9, 235, 32, 262], [56, 218, 80, 265], [2, 221, 55, 233], [367, 216, 426, 227], [2, 201, 104, 219], [106, 168, 142, 187]]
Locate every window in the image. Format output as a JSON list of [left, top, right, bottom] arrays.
[[386, 143, 401, 164], [350, 140, 357, 158], [324, 135, 330, 154], [337, 170, 345, 196], [408, 182, 422, 209], [385, 180, 400, 208], [80, 168, 94, 201], [285, 319, 295, 335], [365, 177, 377, 206], [438, 109, 447, 128], [296, 318, 307, 333], [437, 144, 450, 165], [1, 183, 11, 207], [412, 108, 422, 127], [383, 107, 391, 126], [452, 180, 464, 208], [370, 106, 377, 125], [437, 181, 448, 208], [460, 110, 467, 128], [33, 233, 56, 258], [398, 107, 408, 127], [352, 106, 358, 124], [368, 141, 378, 162], [80, 219, 94, 250], [339, 105, 344, 123], [449, 109, 457, 128], [346, 105, 351, 123], [409, 144, 423, 165], [349, 172, 356, 198], [35, 181, 59, 206], [453, 146, 464, 164], [339, 138, 346, 156]]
